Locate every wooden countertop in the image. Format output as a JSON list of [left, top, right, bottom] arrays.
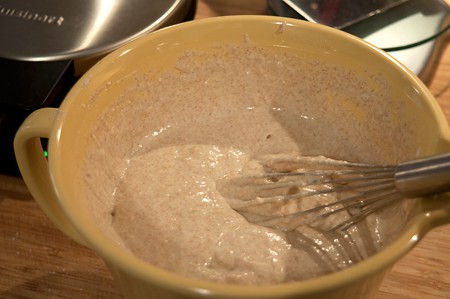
[[1, 1, 449, 298]]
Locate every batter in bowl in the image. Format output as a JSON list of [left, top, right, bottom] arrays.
[[87, 42, 418, 285], [112, 144, 393, 284]]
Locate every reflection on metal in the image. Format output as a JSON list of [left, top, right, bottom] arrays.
[[268, 0, 450, 81], [75, 0, 121, 51], [0, 0, 194, 62], [282, 0, 409, 29]]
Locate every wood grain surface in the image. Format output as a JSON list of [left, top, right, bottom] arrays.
[[1, 1, 449, 298]]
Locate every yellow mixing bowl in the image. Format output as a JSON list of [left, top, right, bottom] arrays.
[[14, 16, 450, 299]]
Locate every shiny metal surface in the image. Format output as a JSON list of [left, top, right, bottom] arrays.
[[281, 0, 409, 29], [395, 152, 450, 197], [268, 0, 450, 81], [0, 0, 194, 61]]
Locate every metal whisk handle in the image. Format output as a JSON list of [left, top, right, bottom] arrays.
[[395, 152, 450, 198]]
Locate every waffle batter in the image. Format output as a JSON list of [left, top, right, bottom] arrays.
[[103, 43, 416, 285]]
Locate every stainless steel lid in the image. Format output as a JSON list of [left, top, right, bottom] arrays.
[[0, 0, 195, 62]]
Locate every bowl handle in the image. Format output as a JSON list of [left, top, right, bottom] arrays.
[[14, 108, 89, 247]]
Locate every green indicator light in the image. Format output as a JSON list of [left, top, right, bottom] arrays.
[[44, 150, 48, 158]]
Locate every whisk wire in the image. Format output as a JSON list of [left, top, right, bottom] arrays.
[[221, 153, 450, 232], [256, 182, 399, 231], [333, 195, 401, 231], [239, 168, 396, 204]]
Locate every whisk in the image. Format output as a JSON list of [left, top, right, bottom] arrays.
[[218, 153, 450, 232]]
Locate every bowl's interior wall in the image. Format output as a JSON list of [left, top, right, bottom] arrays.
[[54, 19, 447, 250]]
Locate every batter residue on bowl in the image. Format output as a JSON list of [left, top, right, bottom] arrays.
[[88, 42, 416, 285]]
